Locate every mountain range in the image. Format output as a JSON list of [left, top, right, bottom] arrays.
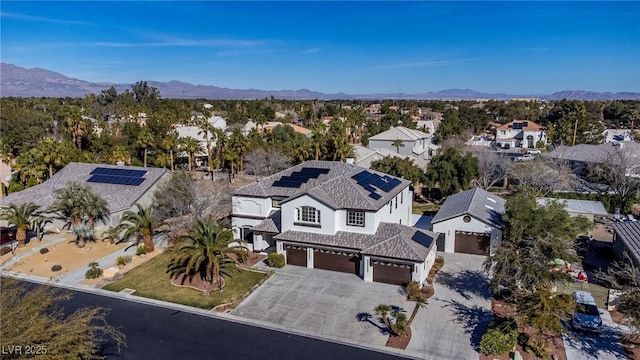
[[1, 63, 639, 100]]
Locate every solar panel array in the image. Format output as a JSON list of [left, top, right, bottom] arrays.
[[272, 167, 330, 188], [87, 167, 147, 187], [351, 170, 402, 200]]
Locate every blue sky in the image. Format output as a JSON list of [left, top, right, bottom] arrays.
[[1, 1, 639, 95]]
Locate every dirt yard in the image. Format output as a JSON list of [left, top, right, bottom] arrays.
[[8, 236, 128, 278]]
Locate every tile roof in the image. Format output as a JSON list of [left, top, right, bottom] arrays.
[[233, 161, 411, 211], [251, 210, 282, 233], [537, 198, 608, 216], [0, 163, 169, 213], [274, 222, 436, 262], [613, 221, 640, 265], [368, 126, 431, 141], [544, 142, 640, 165], [431, 188, 506, 229], [495, 120, 545, 131]]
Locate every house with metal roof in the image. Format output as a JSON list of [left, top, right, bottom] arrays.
[[0, 163, 170, 233], [231, 160, 438, 285], [612, 221, 640, 268], [537, 198, 608, 223], [495, 120, 547, 149], [431, 188, 506, 255]]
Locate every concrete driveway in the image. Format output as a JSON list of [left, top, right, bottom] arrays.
[[405, 252, 492, 360], [233, 265, 408, 349], [234, 252, 493, 359], [563, 310, 629, 360]]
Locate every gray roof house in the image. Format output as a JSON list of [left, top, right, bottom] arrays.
[[0, 163, 169, 231], [537, 198, 608, 223], [612, 221, 640, 268], [431, 188, 506, 255], [367, 126, 440, 167], [544, 141, 640, 178], [232, 160, 439, 285]]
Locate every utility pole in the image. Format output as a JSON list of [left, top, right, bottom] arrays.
[[572, 115, 579, 146]]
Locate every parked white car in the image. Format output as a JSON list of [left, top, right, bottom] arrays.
[[526, 149, 542, 155], [572, 291, 602, 332], [514, 154, 534, 162]]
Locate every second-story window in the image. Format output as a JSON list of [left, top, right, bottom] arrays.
[[347, 211, 365, 227], [297, 206, 320, 224]]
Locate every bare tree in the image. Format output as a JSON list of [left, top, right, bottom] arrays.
[[153, 171, 208, 220], [473, 151, 512, 189], [588, 146, 640, 210], [509, 159, 578, 196], [595, 251, 640, 333], [267, 150, 291, 175], [244, 148, 269, 177]]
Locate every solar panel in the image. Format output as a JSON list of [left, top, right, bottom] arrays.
[[91, 167, 146, 178], [351, 171, 371, 182], [87, 174, 145, 186], [412, 231, 434, 248], [369, 193, 382, 200], [273, 167, 330, 188]]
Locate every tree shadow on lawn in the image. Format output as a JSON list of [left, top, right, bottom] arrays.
[[435, 269, 492, 301], [441, 298, 492, 351], [563, 321, 627, 359]]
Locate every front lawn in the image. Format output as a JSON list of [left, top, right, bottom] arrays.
[[412, 202, 440, 215], [103, 252, 268, 309]]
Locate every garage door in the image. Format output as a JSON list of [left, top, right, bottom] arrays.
[[285, 244, 307, 266], [313, 249, 360, 274], [372, 260, 412, 285], [454, 231, 490, 255]]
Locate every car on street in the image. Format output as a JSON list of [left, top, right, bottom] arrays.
[[526, 149, 542, 155], [514, 153, 534, 162], [572, 291, 602, 332]]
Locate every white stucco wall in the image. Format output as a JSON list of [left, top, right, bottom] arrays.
[[412, 245, 437, 284], [232, 196, 270, 218], [432, 214, 502, 254], [281, 196, 336, 235], [373, 187, 413, 229]]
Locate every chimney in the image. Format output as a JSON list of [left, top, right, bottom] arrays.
[[346, 157, 354, 165]]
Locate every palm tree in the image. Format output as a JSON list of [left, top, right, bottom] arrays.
[[180, 137, 203, 171], [229, 129, 249, 173], [311, 121, 326, 161], [119, 203, 162, 253], [71, 222, 94, 248], [0, 203, 42, 247], [196, 119, 215, 173], [392, 139, 405, 153], [161, 131, 180, 171], [136, 129, 155, 167], [101, 226, 122, 244], [374, 304, 394, 335], [407, 296, 428, 327], [167, 217, 249, 291], [52, 181, 91, 228], [82, 191, 109, 229]]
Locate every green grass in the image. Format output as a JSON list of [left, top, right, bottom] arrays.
[[412, 203, 441, 215], [103, 252, 268, 309]]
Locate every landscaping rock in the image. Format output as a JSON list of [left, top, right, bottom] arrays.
[[102, 266, 120, 280]]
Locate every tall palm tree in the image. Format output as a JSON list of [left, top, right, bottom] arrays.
[[162, 130, 180, 171], [196, 119, 215, 173], [229, 129, 249, 173], [119, 203, 162, 253], [392, 139, 405, 153], [180, 137, 203, 171], [0, 203, 42, 247], [311, 121, 326, 161], [167, 217, 248, 291], [71, 222, 94, 248], [52, 181, 91, 228], [136, 129, 155, 167], [82, 191, 109, 229], [407, 296, 428, 327]]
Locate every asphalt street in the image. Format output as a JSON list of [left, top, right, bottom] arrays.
[[18, 280, 411, 360]]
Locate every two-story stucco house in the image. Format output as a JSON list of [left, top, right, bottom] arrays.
[[231, 160, 438, 285], [367, 126, 440, 162], [495, 120, 547, 149], [431, 188, 505, 256]]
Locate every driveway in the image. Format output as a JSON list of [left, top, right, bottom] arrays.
[[563, 310, 629, 360], [234, 252, 493, 360], [233, 265, 408, 350], [405, 252, 493, 360]]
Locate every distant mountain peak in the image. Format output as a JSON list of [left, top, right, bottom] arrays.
[[1, 63, 638, 100]]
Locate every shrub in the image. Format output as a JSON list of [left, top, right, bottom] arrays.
[[39, 247, 49, 254], [406, 280, 421, 299], [479, 319, 518, 356], [51, 264, 62, 272], [116, 256, 129, 266], [0, 246, 11, 256], [434, 256, 445, 267], [85, 262, 102, 279], [136, 245, 147, 256], [267, 253, 285, 268]]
